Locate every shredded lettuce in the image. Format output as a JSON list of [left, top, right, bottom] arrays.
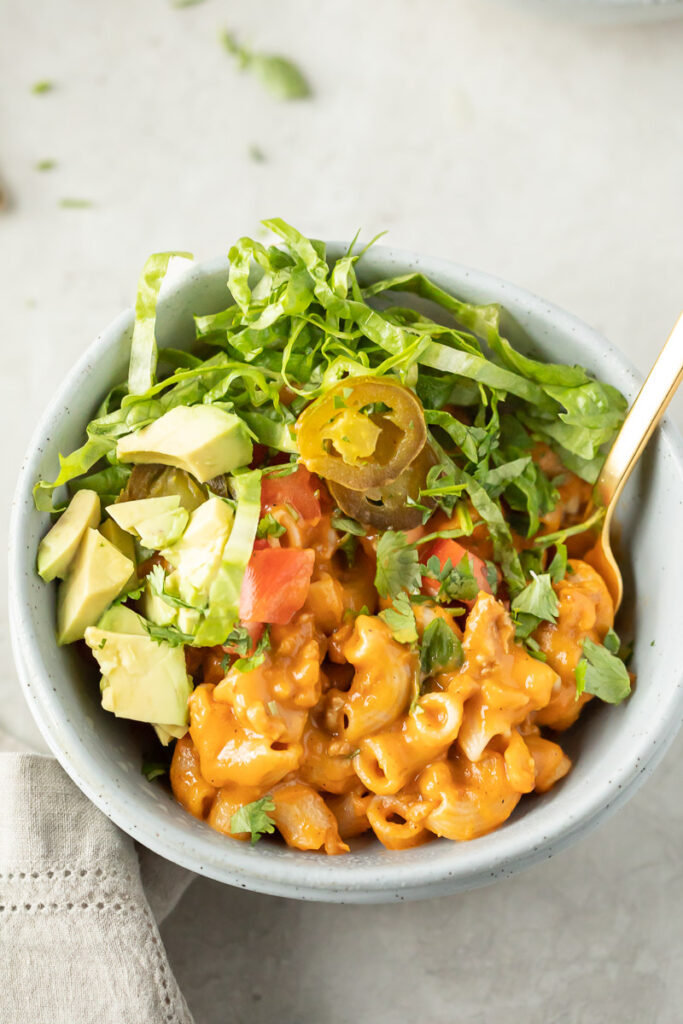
[[34, 219, 626, 610], [128, 252, 193, 396]]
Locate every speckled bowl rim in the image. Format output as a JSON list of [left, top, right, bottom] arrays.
[[9, 246, 683, 902]]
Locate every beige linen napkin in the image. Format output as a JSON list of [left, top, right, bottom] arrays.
[[0, 744, 196, 1024]]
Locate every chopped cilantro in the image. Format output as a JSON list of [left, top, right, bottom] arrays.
[[547, 543, 568, 583], [230, 796, 276, 844], [144, 622, 196, 647], [419, 618, 463, 677], [257, 512, 286, 539], [59, 198, 93, 209], [378, 592, 418, 644], [575, 638, 631, 704], [233, 627, 271, 673], [147, 564, 199, 610], [375, 531, 421, 599], [331, 511, 366, 536], [142, 759, 168, 782], [421, 554, 478, 604], [511, 572, 558, 641]]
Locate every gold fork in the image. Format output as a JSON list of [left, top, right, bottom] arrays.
[[590, 312, 683, 611]]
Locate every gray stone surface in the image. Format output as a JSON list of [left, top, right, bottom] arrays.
[[1, 0, 682, 1021]]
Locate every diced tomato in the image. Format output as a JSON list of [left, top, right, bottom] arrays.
[[240, 547, 316, 624], [261, 465, 322, 523], [422, 539, 495, 602]]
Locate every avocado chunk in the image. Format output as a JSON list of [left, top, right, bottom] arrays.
[[116, 405, 252, 484], [154, 723, 188, 746], [99, 518, 138, 589], [57, 528, 134, 645], [106, 495, 189, 549], [84, 608, 192, 727], [97, 604, 146, 635], [37, 489, 101, 582], [163, 496, 234, 606]]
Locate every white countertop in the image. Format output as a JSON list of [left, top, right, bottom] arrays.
[[2, 1, 682, 1020]]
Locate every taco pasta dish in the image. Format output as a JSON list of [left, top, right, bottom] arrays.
[[34, 220, 633, 854]]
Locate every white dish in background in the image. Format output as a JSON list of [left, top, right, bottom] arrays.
[[9, 246, 683, 902], [499, 0, 683, 21]]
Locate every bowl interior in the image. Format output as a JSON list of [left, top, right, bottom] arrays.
[[10, 246, 683, 901]]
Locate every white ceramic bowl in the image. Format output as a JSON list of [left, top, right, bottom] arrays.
[[9, 246, 683, 902]]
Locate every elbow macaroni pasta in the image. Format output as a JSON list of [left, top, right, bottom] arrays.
[[172, 512, 616, 853]]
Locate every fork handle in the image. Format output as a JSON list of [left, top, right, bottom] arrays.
[[597, 312, 683, 510]]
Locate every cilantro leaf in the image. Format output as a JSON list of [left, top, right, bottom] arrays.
[[141, 760, 168, 782], [575, 637, 631, 703], [144, 621, 196, 647], [220, 625, 254, 670], [375, 531, 421, 599], [419, 618, 463, 677], [547, 543, 568, 583], [147, 563, 199, 610], [378, 593, 418, 644], [233, 627, 271, 673], [331, 510, 367, 536], [230, 796, 277, 844], [220, 32, 311, 101], [256, 512, 286, 539], [511, 572, 558, 622]]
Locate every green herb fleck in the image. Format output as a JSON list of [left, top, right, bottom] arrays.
[[257, 512, 286, 539], [59, 198, 92, 209], [35, 159, 56, 172], [233, 627, 271, 673], [375, 531, 421, 600], [575, 638, 631, 704], [220, 31, 311, 101], [144, 622, 196, 647], [31, 80, 54, 95], [331, 511, 366, 536], [230, 796, 276, 844], [248, 144, 266, 163], [142, 760, 168, 782], [378, 592, 418, 644], [419, 618, 463, 677]]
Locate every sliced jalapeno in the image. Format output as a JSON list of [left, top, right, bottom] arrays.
[[329, 444, 439, 530], [296, 377, 427, 490]]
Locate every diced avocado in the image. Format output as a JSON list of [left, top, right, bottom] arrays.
[[154, 723, 188, 746], [116, 405, 252, 484], [84, 615, 192, 727], [140, 585, 177, 627], [97, 604, 147, 635], [106, 495, 189, 550], [57, 528, 134, 645], [98, 518, 137, 589], [37, 489, 101, 582], [177, 607, 201, 635], [163, 496, 234, 606]]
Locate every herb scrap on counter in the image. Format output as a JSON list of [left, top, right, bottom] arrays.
[[220, 31, 311, 101]]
